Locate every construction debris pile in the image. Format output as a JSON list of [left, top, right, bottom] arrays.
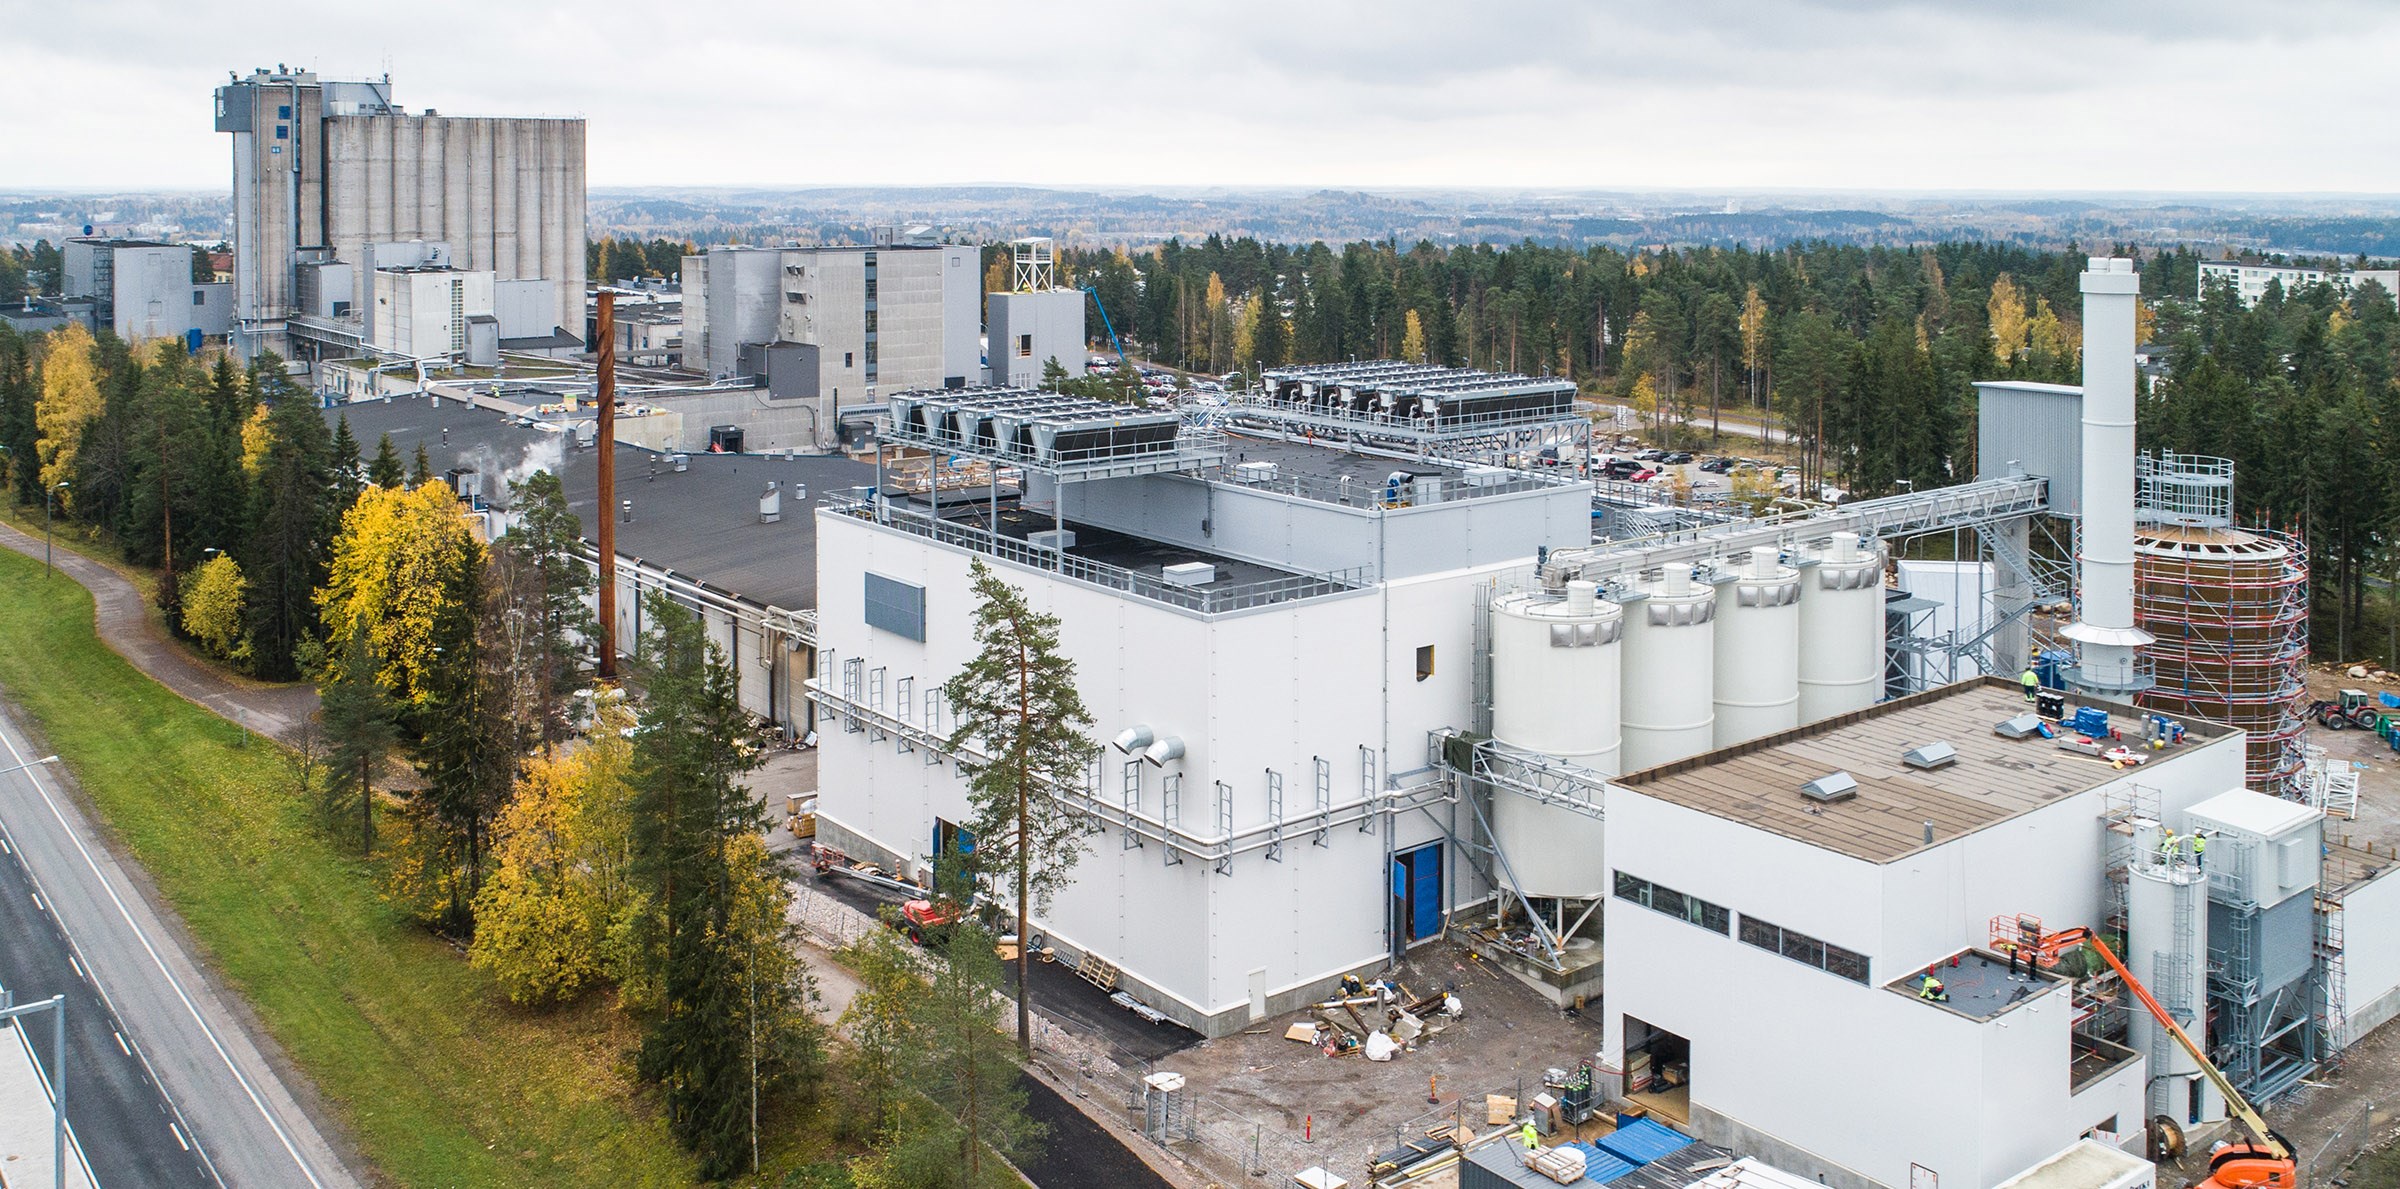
[[1284, 974, 1465, 1060]]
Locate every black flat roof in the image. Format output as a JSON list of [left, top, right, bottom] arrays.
[[325, 396, 874, 610]]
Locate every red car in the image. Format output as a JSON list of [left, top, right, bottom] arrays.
[[1628, 468, 1659, 482]]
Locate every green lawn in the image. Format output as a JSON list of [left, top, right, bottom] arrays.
[[0, 546, 716, 1186]]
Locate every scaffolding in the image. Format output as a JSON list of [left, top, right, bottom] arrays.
[[2131, 455, 2312, 797], [2205, 837, 2320, 1102]]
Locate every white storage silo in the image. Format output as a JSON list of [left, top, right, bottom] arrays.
[[1712, 547, 1802, 748], [2127, 819, 2221, 1124], [1488, 581, 1620, 898], [1797, 532, 1887, 722], [1619, 567, 1717, 771]]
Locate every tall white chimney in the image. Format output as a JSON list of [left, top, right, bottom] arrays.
[[2061, 257, 2154, 694]]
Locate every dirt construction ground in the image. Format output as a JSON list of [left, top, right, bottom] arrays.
[[1146, 938, 1603, 1184]]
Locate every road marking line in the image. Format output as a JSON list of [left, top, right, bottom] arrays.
[[172, 1122, 191, 1150], [0, 723, 324, 1188], [30, 890, 44, 913], [115, 1030, 130, 1056], [68, 953, 84, 980]]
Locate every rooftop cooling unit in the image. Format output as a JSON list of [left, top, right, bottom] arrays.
[[1994, 714, 2044, 739], [1800, 771, 1859, 804], [1901, 741, 1959, 770], [1160, 562, 1217, 588], [1232, 461, 1279, 484]]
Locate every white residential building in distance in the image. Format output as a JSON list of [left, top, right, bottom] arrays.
[[682, 232, 981, 450], [2198, 259, 2400, 306]]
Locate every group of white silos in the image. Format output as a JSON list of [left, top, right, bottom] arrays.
[[1485, 532, 1887, 899]]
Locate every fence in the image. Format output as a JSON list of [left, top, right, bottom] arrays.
[[2301, 1098, 2395, 1185]]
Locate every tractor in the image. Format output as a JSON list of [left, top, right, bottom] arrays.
[[2308, 689, 2382, 730]]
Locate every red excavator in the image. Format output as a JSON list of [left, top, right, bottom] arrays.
[[2001, 923, 2295, 1189]]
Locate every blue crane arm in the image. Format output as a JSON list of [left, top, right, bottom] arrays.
[[1081, 285, 1130, 367]]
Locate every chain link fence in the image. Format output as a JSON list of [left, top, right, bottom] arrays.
[[2301, 1098, 2394, 1185]]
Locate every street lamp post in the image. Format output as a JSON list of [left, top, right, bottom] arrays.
[[44, 481, 68, 577], [0, 992, 69, 1189]]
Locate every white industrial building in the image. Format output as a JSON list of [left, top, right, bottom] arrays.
[[369, 262, 495, 361], [2198, 259, 2400, 307], [61, 237, 231, 344], [214, 67, 585, 369], [681, 231, 981, 450], [986, 238, 1088, 388], [807, 263, 2400, 1187]]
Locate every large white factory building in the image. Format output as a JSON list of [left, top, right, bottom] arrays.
[[809, 262, 2400, 1188]]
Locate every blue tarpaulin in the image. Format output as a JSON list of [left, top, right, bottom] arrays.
[[1597, 1118, 1692, 1166], [1568, 1143, 1642, 1182]]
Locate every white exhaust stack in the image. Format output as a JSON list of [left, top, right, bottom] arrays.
[[2061, 257, 2154, 694]]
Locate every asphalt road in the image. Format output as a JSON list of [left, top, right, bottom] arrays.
[[0, 706, 358, 1188]]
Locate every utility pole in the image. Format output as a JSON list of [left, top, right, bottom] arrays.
[[595, 292, 617, 679]]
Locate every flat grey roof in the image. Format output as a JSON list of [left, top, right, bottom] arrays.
[[1888, 948, 2063, 1022], [1613, 678, 2235, 863], [325, 396, 874, 610]]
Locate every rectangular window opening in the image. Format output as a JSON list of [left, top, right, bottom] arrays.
[[1415, 645, 1435, 682]]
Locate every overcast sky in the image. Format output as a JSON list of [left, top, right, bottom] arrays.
[[4, 0, 2396, 194]]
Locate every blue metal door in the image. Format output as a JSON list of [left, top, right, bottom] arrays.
[[1409, 846, 1442, 940]]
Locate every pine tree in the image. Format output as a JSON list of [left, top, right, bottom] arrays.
[[939, 559, 1098, 1059], [318, 622, 397, 854], [410, 441, 433, 487], [401, 538, 508, 933], [368, 432, 405, 489]]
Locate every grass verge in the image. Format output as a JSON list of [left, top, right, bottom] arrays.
[[0, 546, 728, 1186]]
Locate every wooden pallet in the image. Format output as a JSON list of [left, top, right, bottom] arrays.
[[1075, 951, 1120, 992]]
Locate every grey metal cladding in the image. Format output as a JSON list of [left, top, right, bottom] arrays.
[[864, 572, 927, 641]]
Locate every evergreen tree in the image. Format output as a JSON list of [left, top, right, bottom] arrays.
[[239, 353, 336, 679], [848, 921, 1045, 1189], [939, 559, 1099, 1058], [368, 432, 405, 489], [411, 441, 433, 486], [401, 538, 508, 932], [627, 593, 805, 1177], [0, 328, 37, 506], [329, 415, 363, 510], [492, 470, 595, 751], [318, 622, 397, 854]]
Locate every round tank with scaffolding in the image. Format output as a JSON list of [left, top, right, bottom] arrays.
[[2131, 453, 2310, 795], [1619, 566, 1717, 771], [1797, 531, 1887, 722], [1711, 546, 1801, 748], [1488, 580, 1620, 899]]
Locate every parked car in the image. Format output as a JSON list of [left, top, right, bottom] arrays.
[[1629, 468, 1660, 482], [1699, 457, 1734, 473], [1660, 451, 1693, 465], [1602, 458, 1646, 479], [1633, 449, 1666, 462]]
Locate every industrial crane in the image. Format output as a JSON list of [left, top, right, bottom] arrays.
[[2009, 924, 2296, 1189], [1080, 285, 1132, 371]]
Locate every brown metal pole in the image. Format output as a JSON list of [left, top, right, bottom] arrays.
[[596, 292, 618, 679]]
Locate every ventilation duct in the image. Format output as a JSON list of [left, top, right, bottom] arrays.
[[1902, 742, 1959, 770], [1113, 725, 1155, 754], [1142, 735, 1185, 767], [1800, 771, 1859, 804]]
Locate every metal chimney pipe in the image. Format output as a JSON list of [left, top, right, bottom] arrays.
[[596, 292, 618, 679], [2061, 258, 2153, 694]]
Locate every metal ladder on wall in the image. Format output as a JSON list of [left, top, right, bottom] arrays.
[[2316, 886, 2349, 1064]]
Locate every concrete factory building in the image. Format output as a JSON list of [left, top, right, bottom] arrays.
[[986, 238, 1088, 388], [681, 229, 981, 451], [61, 237, 231, 344], [807, 260, 2400, 1187], [214, 67, 585, 369]]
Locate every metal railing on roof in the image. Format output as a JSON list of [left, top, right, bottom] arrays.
[[1217, 463, 1576, 508], [818, 492, 1370, 614]]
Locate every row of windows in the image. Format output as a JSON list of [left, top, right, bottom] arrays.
[[1614, 870, 1870, 986], [1738, 915, 1871, 985], [1613, 872, 1729, 935]]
